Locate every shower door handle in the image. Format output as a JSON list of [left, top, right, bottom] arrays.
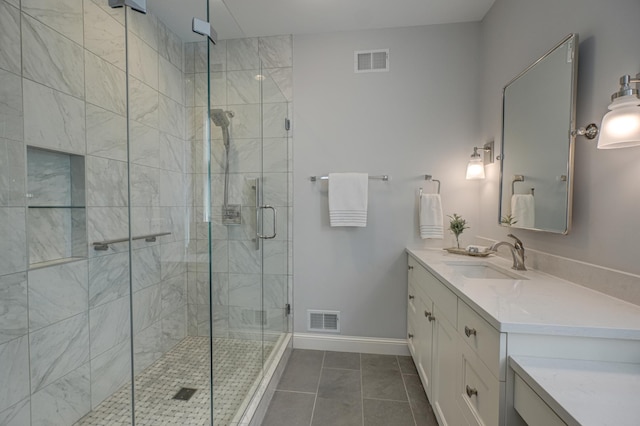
[[257, 205, 277, 240]]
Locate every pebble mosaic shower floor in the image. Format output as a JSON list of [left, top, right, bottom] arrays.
[[75, 337, 275, 426]]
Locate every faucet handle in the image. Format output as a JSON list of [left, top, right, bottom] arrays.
[[507, 234, 523, 248]]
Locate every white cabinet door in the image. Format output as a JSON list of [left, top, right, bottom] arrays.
[[415, 295, 434, 399], [432, 306, 463, 426]]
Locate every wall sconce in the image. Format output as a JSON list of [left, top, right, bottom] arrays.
[[597, 74, 640, 149], [466, 141, 494, 180]]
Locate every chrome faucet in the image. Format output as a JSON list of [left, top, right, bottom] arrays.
[[490, 234, 526, 271]]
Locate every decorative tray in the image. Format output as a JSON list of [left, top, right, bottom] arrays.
[[443, 247, 496, 257]]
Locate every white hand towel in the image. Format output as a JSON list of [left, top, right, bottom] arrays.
[[511, 194, 535, 228], [419, 193, 443, 239], [329, 173, 368, 227]]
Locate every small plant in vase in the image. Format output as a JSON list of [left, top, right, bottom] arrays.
[[448, 213, 469, 249], [501, 214, 518, 226]]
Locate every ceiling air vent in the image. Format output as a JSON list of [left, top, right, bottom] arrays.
[[308, 310, 340, 333], [354, 49, 389, 73]]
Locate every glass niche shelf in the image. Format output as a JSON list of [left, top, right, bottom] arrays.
[[26, 146, 87, 269]]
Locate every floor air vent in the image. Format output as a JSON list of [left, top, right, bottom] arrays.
[[354, 49, 389, 73], [308, 310, 340, 333], [173, 387, 197, 401]]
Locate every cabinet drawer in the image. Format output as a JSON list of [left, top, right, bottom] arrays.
[[409, 256, 457, 327], [514, 374, 566, 426], [458, 341, 502, 426], [458, 299, 506, 380]]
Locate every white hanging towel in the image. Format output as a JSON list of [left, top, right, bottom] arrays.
[[511, 194, 535, 228], [328, 173, 368, 227], [419, 193, 443, 239]]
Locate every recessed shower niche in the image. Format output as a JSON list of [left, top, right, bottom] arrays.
[[26, 146, 87, 268]]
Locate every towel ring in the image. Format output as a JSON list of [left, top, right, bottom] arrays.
[[423, 175, 441, 194]]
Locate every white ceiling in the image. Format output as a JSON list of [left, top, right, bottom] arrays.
[[151, 0, 496, 42]]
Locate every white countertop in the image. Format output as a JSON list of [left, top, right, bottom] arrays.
[[510, 355, 640, 426], [406, 248, 640, 339]]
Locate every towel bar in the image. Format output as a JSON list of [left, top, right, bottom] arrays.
[[310, 174, 389, 182]]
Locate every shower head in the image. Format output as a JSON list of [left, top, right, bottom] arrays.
[[211, 109, 232, 128]]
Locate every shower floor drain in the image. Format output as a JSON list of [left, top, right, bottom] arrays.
[[173, 387, 197, 401]]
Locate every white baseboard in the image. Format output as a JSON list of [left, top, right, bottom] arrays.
[[293, 332, 410, 355]]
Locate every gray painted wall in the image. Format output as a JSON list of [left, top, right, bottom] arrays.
[[477, 0, 640, 275], [293, 23, 482, 338]]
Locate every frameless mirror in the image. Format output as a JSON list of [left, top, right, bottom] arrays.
[[499, 33, 578, 234]]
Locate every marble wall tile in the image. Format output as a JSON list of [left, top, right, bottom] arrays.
[[129, 121, 160, 168], [225, 104, 260, 139], [160, 132, 184, 173], [183, 42, 195, 73], [29, 312, 90, 392], [263, 240, 286, 275], [86, 207, 129, 255], [211, 304, 228, 338], [190, 271, 209, 305], [227, 38, 259, 71], [85, 50, 126, 115], [22, 0, 83, 45], [83, 0, 125, 70], [132, 245, 161, 292], [229, 240, 260, 274], [196, 303, 210, 336], [26, 147, 71, 206], [263, 102, 289, 138], [195, 40, 226, 73], [161, 274, 186, 311], [164, 206, 187, 242], [86, 156, 127, 207], [159, 171, 184, 207], [229, 273, 261, 309], [0, 69, 23, 142], [228, 206, 256, 242], [210, 239, 228, 273], [0, 207, 27, 274], [129, 77, 159, 128], [30, 363, 90, 426], [184, 73, 195, 106], [86, 104, 127, 161], [227, 138, 260, 173], [90, 339, 131, 409], [21, 13, 84, 99], [89, 251, 129, 308], [0, 138, 26, 207], [262, 67, 293, 103], [0, 1, 21, 75], [132, 284, 161, 333], [161, 240, 186, 280], [89, 296, 129, 356], [28, 260, 88, 331], [158, 94, 185, 139], [258, 35, 292, 68], [133, 321, 162, 373], [130, 164, 160, 207], [128, 33, 158, 90], [0, 336, 30, 413], [159, 56, 184, 104], [0, 398, 30, 426], [228, 306, 264, 332], [227, 70, 260, 105], [161, 305, 186, 352], [128, 9, 158, 51], [187, 303, 197, 336], [0, 272, 27, 345], [29, 207, 71, 264], [263, 138, 288, 173], [158, 21, 182, 71], [195, 71, 226, 107], [262, 172, 288, 206]]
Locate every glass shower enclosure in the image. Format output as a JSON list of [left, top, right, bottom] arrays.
[[0, 0, 292, 424]]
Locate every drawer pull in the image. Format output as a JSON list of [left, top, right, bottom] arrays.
[[466, 385, 478, 397], [409, 295, 415, 300], [408, 333, 414, 339], [464, 326, 477, 337], [408, 265, 414, 270]]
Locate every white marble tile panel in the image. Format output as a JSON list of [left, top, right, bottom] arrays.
[[229, 240, 260, 274], [133, 320, 162, 372], [184, 73, 195, 106], [195, 71, 226, 107], [164, 206, 187, 242], [210, 239, 228, 273], [0, 69, 23, 142], [88, 251, 129, 308], [158, 94, 184, 139], [28, 260, 88, 331], [132, 284, 161, 333], [258, 35, 292, 68], [0, 398, 30, 426], [160, 240, 186, 280], [128, 33, 158, 90], [28, 208, 72, 264], [211, 304, 228, 337], [262, 67, 292, 103], [0, 272, 27, 345], [85, 50, 126, 115], [159, 55, 184, 104], [22, 0, 83, 44], [227, 70, 260, 105], [159, 171, 184, 207], [129, 77, 159, 128], [183, 42, 195, 73], [128, 8, 157, 50], [161, 274, 186, 311], [195, 40, 226, 73], [263, 137, 288, 173], [26, 147, 71, 206], [226, 103, 260, 139], [227, 38, 259, 71], [86, 104, 127, 161], [161, 305, 186, 351], [264, 274, 286, 309], [89, 296, 129, 356], [262, 172, 288, 206], [263, 102, 289, 138], [129, 121, 159, 168], [263, 240, 286, 275], [23, 79, 86, 155], [132, 245, 161, 292], [89, 339, 131, 409], [229, 273, 260, 309], [0, 336, 29, 413], [86, 207, 129, 256], [0, 138, 26, 207], [158, 21, 182, 70], [29, 312, 90, 392], [0, 1, 21, 75], [86, 156, 127, 207], [0, 207, 27, 274], [159, 131, 184, 173], [228, 206, 256, 242], [130, 164, 159, 207], [83, 0, 125, 70], [21, 13, 84, 99], [30, 363, 90, 426]]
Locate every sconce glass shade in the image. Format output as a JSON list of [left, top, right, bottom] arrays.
[[597, 94, 640, 149], [466, 156, 485, 180]]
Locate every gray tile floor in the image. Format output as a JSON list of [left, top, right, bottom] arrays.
[[262, 350, 438, 426]]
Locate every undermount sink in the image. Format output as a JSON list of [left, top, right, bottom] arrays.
[[444, 261, 528, 280]]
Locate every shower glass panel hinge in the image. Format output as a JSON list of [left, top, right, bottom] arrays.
[[108, 0, 146, 13], [192, 18, 218, 44], [286, 304, 291, 315], [285, 118, 291, 131]]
